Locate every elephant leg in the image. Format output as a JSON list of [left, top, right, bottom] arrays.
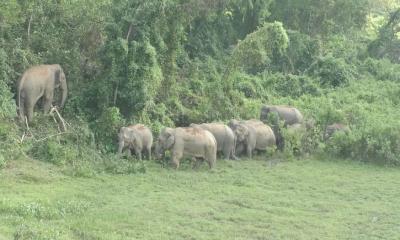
[[135, 148, 142, 161], [26, 101, 35, 123], [231, 149, 239, 160], [171, 152, 182, 169], [125, 148, 132, 157], [236, 143, 244, 156], [223, 146, 231, 160], [207, 160, 214, 169], [246, 145, 252, 159], [18, 97, 26, 123], [147, 146, 152, 161], [43, 92, 54, 114]]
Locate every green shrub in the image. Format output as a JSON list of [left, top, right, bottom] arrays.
[[233, 72, 268, 99], [102, 154, 147, 175], [325, 124, 400, 165], [362, 57, 400, 82], [94, 107, 125, 152], [0, 48, 16, 118], [262, 72, 321, 98], [308, 55, 356, 88], [273, 30, 320, 73]]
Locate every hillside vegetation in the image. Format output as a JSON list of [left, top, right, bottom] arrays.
[[0, 2, 400, 173]]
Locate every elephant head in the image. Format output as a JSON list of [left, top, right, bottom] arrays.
[[233, 124, 249, 143], [54, 65, 68, 109], [260, 106, 281, 126], [155, 128, 175, 159], [117, 127, 140, 154], [260, 105, 271, 121]]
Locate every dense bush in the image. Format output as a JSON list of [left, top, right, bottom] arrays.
[[362, 57, 400, 82], [262, 72, 321, 98], [94, 107, 125, 152], [0, 0, 399, 168], [307, 55, 356, 88]]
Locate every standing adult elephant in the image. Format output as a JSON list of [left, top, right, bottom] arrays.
[[229, 119, 276, 158], [190, 123, 237, 160], [17, 64, 68, 123], [260, 105, 303, 150], [118, 124, 153, 160], [155, 127, 217, 169], [260, 105, 303, 126]]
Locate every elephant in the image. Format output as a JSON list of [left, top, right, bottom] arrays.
[[190, 123, 237, 160], [118, 124, 153, 160], [17, 64, 68, 123], [155, 127, 217, 169], [260, 105, 303, 126], [260, 106, 303, 150], [228, 119, 276, 158], [324, 123, 350, 140]]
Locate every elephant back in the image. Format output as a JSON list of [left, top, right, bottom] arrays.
[[242, 120, 276, 150], [128, 124, 153, 147], [325, 123, 350, 139]]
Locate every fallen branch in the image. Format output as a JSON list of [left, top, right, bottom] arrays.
[[35, 132, 72, 143], [50, 106, 69, 132], [20, 133, 25, 144]]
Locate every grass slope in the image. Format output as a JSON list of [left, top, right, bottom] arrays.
[[1, 158, 399, 240]]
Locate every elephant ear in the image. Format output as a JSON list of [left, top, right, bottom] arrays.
[[54, 68, 61, 87], [165, 132, 175, 149], [118, 128, 125, 140]]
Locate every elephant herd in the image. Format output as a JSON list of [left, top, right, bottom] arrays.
[[118, 106, 349, 169], [15, 65, 349, 169]]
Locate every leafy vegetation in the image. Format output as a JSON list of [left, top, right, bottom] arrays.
[[0, 0, 399, 167], [0, 2, 400, 162]]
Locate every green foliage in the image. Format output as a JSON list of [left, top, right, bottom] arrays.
[[362, 57, 400, 82], [123, 39, 163, 115], [263, 72, 321, 98], [102, 155, 147, 175], [274, 30, 321, 73], [230, 21, 289, 73], [0, 0, 399, 167], [269, 0, 372, 36], [307, 55, 356, 88], [233, 72, 268, 99], [94, 107, 125, 152], [0, 119, 20, 168], [368, 9, 400, 63], [0, 48, 16, 118]]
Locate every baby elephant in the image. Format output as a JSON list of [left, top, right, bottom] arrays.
[[118, 124, 153, 160], [155, 127, 217, 169]]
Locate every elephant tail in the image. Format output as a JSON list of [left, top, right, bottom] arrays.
[[17, 75, 25, 113]]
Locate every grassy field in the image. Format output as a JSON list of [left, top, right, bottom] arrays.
[[1, 157, 400, 240]]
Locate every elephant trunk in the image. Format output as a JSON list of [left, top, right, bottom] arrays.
[[154, 143, 164, 160]]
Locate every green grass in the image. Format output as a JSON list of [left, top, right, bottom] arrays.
[[1, 157, 400, 240]]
